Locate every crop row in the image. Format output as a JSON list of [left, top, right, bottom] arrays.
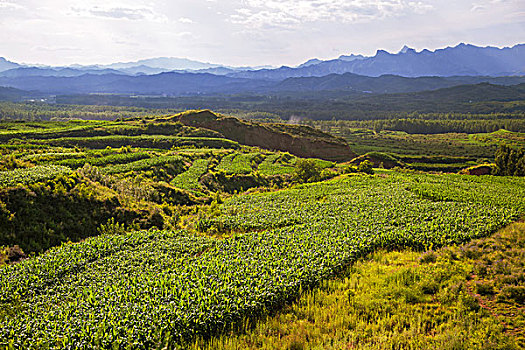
[[0, 165, 71, 188], [55, 152, 151, 169], [257, 153, 296, 175], [202, 173, 525, 239], [101, 155, 185, 174], [216, 152, 263, 174], [0, 123, 108, 142], [21, 152, 86, 163], [0, 173, 523, 348], [171, 158, 210, 191], [33, 135, 240, 150]]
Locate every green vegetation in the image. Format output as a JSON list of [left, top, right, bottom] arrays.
[[0, 102, 177, 121], [292, 159, 322, 183], [305, 120, 525, 171], [495, 145, 525, 176], [0, 171, 166, 253], [0, 165, 71, 187], [20, 151, 86, 163], [35, 135, 240, 150], [217, 152, 263, 175], [330, 116, 525, 134], [356, 159, 373, 174], [0, 116, 352, 255], [101, 155, 184, 175], [0, 107, 524, 348], [257, 153, 296, 176], [41, 81, 525, 120], [55, 151, 151, 169], [0, 245, 25, 265], [0, 173, 523, 348], [172, 158, 211, 192], [200, 222, 525, 349], [4, 102, 525, 170], [311, 121, 525, 158], [348, 151, 483, 173]]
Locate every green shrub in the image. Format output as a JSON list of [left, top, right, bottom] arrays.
[[293, 159, 321, 183], [97, 218, 138, 235], [357, 160, 374, 174]]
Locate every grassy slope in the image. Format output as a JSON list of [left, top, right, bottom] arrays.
[[1, 173, 523, 348], [1, 116, 525, 347], [199, 222, 525, 350]]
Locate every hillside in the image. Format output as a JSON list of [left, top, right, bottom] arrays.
[[1, 171, 523, 348], [0, 57, 19, 72], [0, 67, 125, 78], [272, 74, 525, 94], [203, 222, 525, 349], [45, 78, 525, 120], [2, 2, 525, 347], [2, 71, 524, 97], [345, 83, 525, 112], [0, 112, 524, 348], [171, 110, 355, 161], [0, 116, 349, 253], [0, 72, 274, 95], [0, 109, 355, 161], [358, 82, 525, 102]]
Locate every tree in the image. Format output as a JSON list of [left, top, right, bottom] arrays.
[[293, 159, 321, 183], [495, 145, 525, 176]]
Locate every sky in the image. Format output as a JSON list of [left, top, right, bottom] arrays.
[[0, 0, 523, 67]]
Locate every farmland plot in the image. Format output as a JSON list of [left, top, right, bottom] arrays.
[[0, 173, 524, 348]]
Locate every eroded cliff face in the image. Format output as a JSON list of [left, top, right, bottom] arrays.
[[176, 110, 356, 161]]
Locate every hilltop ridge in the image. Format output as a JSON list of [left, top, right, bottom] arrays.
[[169, 110, 355, 161]]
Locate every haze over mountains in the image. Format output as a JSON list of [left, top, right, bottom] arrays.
[[0, 43, 523, 99], [232, 43, 525, 80]]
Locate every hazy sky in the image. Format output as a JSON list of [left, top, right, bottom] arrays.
[[0, 0, 523, 67]]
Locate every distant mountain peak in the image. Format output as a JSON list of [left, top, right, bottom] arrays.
[[0, 43, 523, 91], [298, 58, 323, 68], [0, 57, 20, 72], [375, 49, 391, 56], [338, 54, 365, 62], [399, 45, 416, 54], [455, 42, 475, 49], [103, 57, 223, 71]]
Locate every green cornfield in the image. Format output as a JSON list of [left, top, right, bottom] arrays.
[[0, 172, 523, 348]]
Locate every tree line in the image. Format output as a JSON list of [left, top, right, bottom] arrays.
[[342, 118, 525, 134]]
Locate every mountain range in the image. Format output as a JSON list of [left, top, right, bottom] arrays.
[[2, 71, 525, 97], [0, 43, 523, 98], [229, 44, 524, 80]]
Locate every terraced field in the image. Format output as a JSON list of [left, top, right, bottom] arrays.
[[1, 113, 524, 348], [216, 152, 263, 174], [0, 118, 345, 255], [172, 158, 211, 192], [0, 165, 71, 187], [257, 153, 296, 175], [1, 172, 523, 348]]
